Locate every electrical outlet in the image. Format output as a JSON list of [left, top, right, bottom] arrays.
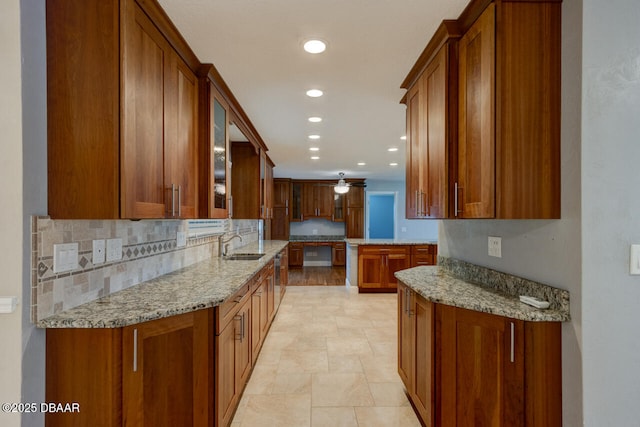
[[177, 231, 187, 248], [630, 244, 640, 275], [93, 239, 106, 264], [488, 236, 502, 258], [106, 238, 123, 262], [53, 243, 78, 273]]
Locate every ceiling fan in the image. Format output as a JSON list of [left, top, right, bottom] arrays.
[[333, 172, 366, 194]]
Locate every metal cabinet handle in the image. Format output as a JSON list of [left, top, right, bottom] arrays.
[[228, 196, 233, 218], [415, 190, 420, 217], [133, 328, 138, 372], [454, 182, 459, 217], [510, 322, 515, 363], [171, 184, 176, 217], [177, 185, 182, 217]]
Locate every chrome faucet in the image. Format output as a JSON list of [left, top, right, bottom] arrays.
[[219, 234, 242, 257]]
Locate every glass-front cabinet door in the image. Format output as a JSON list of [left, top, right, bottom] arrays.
[[204, 81, 230, 219]]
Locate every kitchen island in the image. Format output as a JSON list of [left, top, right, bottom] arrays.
[[40, 240, 288, 427], [344, 238, 437, 292]]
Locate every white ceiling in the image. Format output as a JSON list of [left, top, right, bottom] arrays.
[[159, 0, 469, 181]]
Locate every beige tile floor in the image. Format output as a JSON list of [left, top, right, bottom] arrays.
[[231, 285, 421, 427]]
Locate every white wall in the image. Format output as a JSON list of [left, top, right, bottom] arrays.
[[437, 1, 584, 425], [581, 0, 640, 424], [0, 1, 26, 426], [365, 179, 438, 240]]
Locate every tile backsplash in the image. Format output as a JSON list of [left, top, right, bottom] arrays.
[[31, 216, 261, 323]]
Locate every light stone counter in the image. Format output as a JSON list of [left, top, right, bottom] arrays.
[[345, 238, 438, 246], [395, 258, 570, 322], [37, 241, 288, 328]]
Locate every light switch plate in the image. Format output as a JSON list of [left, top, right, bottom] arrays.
[[93, 239, 106, 264], [176, 231, 187, 248], [53, 243, 78, 273], [106, 238, 123, 262], [630, 244, 640, 275], [488, 236, 502, 258], [0, 296, 19, 314]]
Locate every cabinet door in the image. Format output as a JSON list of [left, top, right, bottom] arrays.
[[358, 252, 384, 289], [346, 186, 364, 209], [397, 283, 413, 388], [457, 4, 496, 218], [122, 310, 211, 427], [301, 182, 317, 219], [216, 315, 237, 427], [121, 3, 167, 218], [251, 284, 264, 363], [271, 207, 290, 240], [199, 80, 230, 219], [165, 53, 198, 218], [413, 294, 435, 425], [438, 304, 524, 427], [316, 185, 334, 219], [385, 250, 410, 289], [273, 179, 290, 208], [405, 79, 424, 219], [333, 193, 345, 222], [424, 47, 449, 219], [290, 181, 303, 221], [288, 243, 304, 267], [235, 300, 252, 388], [332, 242, 346, 266], [346, 207, 364, 238]]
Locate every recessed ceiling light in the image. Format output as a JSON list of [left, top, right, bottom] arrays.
[[357, 162, 366, 166], [309, 147, 319, 151], [389, 162, 398, 166], [308, 116, 322, 123], [388, 147, 398, 152], [308, 135, 320, 140], [306, 89, 323, 98], [311, 156, 320, 160], [303, 39, 326, 54], [400, 135, 407, 140]]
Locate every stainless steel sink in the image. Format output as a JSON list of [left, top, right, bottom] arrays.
[[224, 253, 264, 261]]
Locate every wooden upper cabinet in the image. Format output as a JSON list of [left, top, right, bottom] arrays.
[[402, 0, 561, 220], [230, 142, 261, 219], [457, 4, 495, 218], [48, 0, 200, 219], [198, 72, 230, 219], [301, 182, 333, 220], [456, 0, 561, 218], [402, 21, 459, 220], [164, 53, 199, 219], [121, 2, 168, 219], [273, 179, 290, 208]]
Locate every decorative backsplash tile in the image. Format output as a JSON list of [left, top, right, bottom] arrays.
[[31, 216, 261, 323]]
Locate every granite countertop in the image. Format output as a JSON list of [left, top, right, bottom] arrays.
[[289, 235, 345, 242], [395, 265, 570, 322], [37, 241, 289, 329], [345, 238, 438, 246]]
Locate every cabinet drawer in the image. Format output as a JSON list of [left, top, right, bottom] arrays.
[[216, 281, 251, 334], [360, 245, 409, 256], [411, 245, 437, 256]]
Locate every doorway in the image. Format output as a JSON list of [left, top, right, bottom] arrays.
[[366, 192, 396, 239]]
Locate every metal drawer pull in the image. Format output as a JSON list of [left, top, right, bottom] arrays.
[[510, 322, 515, 363], [133, 329, 138, 372]]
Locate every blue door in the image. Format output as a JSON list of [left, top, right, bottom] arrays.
[[368, 194, 395, 239]]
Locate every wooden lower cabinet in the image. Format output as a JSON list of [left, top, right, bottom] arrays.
[[122, 311, 211, 426], [332, 242, 346, 266], [215, 298, 251, 427], [288, 242, 304, 267], [46, 261, 280, 427], [398, 284, 562, 427], [46, 310, 213, 427], [410, 244, 437, 267], [398, 284, 435, 425], [358, 245, 410, 292]]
